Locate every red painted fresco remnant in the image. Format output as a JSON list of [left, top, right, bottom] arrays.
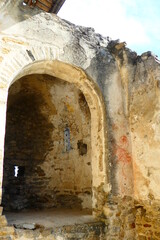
[[120, 135, 128, 145], [115, 145, 132, 163], [113, 136, 131, 164], [120, 135, 129, 148], [112, 135, 133, 195]]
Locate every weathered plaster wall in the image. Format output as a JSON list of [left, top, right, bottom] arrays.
[[129, 57, 160, 201], [1, 1, 160, 239], [3, 74, 92, 210], [0, 8, 108, 216]]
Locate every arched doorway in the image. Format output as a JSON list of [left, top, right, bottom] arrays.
[[2, 73, 92, 211], [0, 60, 107, 219]]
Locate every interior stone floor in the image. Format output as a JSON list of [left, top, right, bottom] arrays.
[[4, 209, 96, 229]]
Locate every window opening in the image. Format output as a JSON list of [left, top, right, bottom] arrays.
[[14, 166, 25, 177], [64, 126, 71, 152], [14, 166, 19, 177]]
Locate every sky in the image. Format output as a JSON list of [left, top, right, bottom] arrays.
[[59, 0, 160, 57]]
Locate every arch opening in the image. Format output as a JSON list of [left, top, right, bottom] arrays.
[[0, 60, 107, 223], [2, 73, 92, 211]]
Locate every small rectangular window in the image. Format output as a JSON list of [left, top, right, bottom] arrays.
[[14, 166, 25, 177], [64, 126, 71, 152]]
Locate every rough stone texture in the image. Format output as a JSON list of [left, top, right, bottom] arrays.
[[2, 74, 92, 211], [14, 222, 105, 240], [1, 1, 160, 239]]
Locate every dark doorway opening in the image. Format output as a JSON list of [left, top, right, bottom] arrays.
[[2, 74, 92, 212]]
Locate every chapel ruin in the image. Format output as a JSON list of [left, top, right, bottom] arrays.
[[0, 0, 160, 239]]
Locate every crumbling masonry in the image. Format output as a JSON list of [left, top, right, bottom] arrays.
[[0, 1, 160, 239]]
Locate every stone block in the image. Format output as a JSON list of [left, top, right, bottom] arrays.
[[0, 215, 8, 227]]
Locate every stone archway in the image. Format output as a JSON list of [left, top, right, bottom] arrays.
[[0, 59, 108, 216], [2, 73, 93, 211]]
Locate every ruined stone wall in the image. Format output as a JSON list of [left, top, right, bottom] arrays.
[[14, 222, 106, 240], [102, 49, 160, 240], [1, 1, 160, 239], [129, 54, 160, 240], [2, 74, 91, 211]]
